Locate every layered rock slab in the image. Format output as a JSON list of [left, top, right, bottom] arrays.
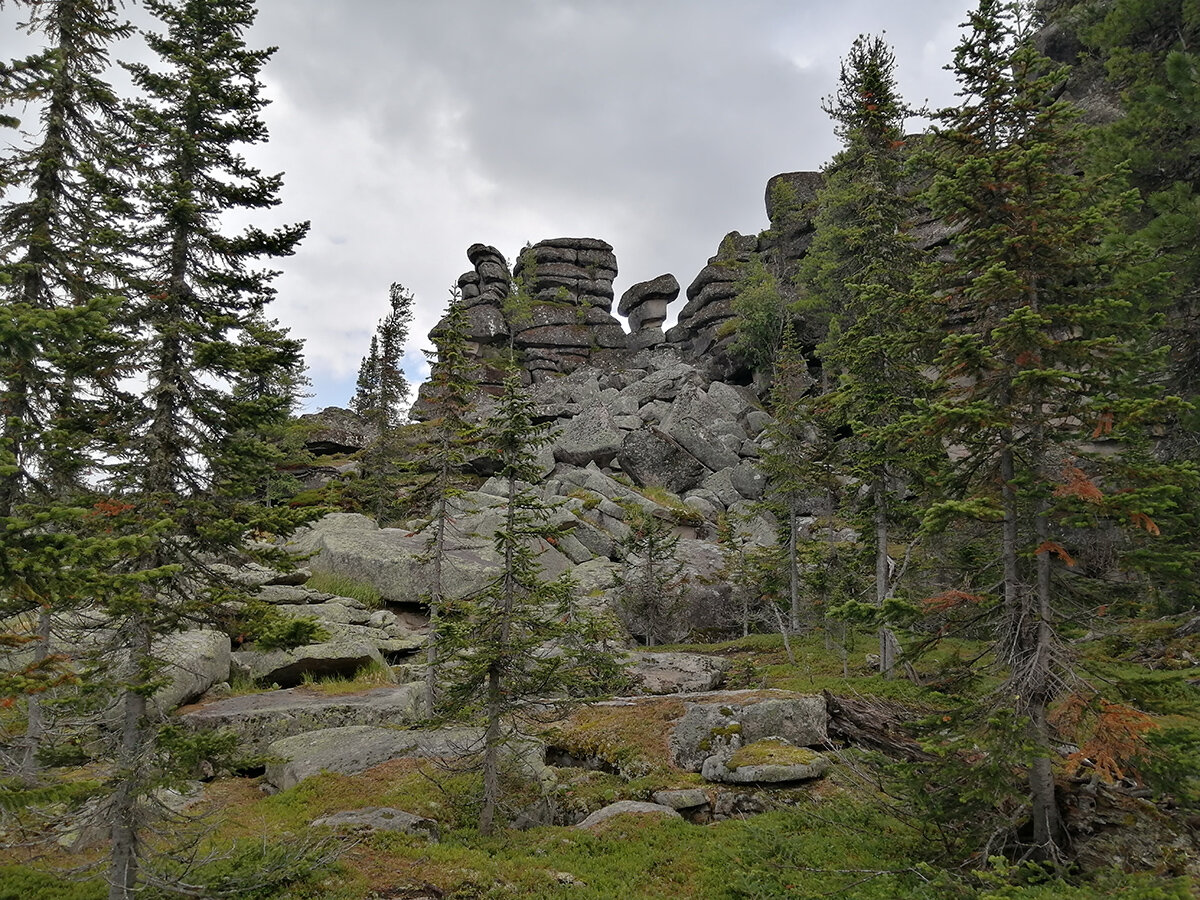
[[178, 684, 424, 754], [264, 724, 547, 791]]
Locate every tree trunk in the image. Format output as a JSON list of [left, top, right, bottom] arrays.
[[19, 609, 52, 784], [788, 501, 800, 632], [874, 475, 898, 679], [108, 616, 151, 900], [999, 442, 1022, 664], [424, 491, 448, 718], [478, 665, 503, 837]]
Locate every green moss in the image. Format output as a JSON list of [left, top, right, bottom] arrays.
[[726, 739, 820, 771]]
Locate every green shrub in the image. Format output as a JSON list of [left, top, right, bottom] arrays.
[[253, 616, 329, 651], [0, 867, 104, 900]]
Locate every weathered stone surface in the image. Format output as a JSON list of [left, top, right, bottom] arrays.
[[265, 724, 546, 791], [153, 629, 231, 714], [554, 404, 625, 467], [233, 639, 390, 688], [764, 171, 823, 228], [289, 514, 423, 599], [625, 652, 730, 695], [669, 696, 828, 772], [618, 274, 680, 340], [702, 739, 830, 784], [617, 428, 709, 495], [661, 385, 745, 473], [651, 788, 710, 810], [296, 407, 378, 455], [179, 684, 424, 754], [701, 468, 741, 508], [576, 800, 682, 829], [312, 807, 439, 841], [731, 462, 766, 500]]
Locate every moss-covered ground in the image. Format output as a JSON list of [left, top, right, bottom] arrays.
[[3, 624, 1197, 899]]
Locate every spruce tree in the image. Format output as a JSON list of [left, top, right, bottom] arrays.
[[350, 282, 413, 523], [412, 287, 479, 716], [918, 0, 1190, 860], [440, 368, 606, 835], [102, 1, 310, 894], [798, 34, 931, 676], [611, 505, 687, 647], [0, 0, 135, 783]]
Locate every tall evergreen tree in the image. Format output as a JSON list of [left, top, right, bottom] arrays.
[[413, 287, 479, 716], [351, 281, 413, 522], [0, 0, 135, 783], [440, 368, 606, 836], [101, 1, 310, 895], [918, 0, 1190, 860], [799, 34, 931, 676]]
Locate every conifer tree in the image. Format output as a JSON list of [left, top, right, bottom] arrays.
[[918, 0, 1190, 860], [758, 324, 821, 633], [0, 0, 135, 783], [440, 368, 606, 835], [351, 281, 413, 522], [102, 1, 310, 894], [413, 287, 479, 716], [798, 34, 931, 676], [611, 505, 687, 647]]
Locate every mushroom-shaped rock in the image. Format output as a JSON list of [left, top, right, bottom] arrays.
[[619, 274, 680, 349]]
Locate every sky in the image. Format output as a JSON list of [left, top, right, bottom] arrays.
[[4, 0, 974, 412]]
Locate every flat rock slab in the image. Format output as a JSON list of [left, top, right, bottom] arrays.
[[312, 807, 438, 841], [264, 724, 547, 792], [576, 800, 683, 829], [178, 684, 423, 754], [626, 652, 730, 695]]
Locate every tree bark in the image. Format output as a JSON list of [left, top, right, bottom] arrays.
[[108, 616, 151, 900], [874, 474, 898, 679], [19, 609, 52, 784]]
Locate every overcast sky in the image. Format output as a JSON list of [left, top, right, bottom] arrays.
[[4, 1, 974, 412]]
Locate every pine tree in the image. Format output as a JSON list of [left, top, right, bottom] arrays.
[[758, 324, 823, 633], [412, 287, 479, 716], [440, 368, 607, 835], [351, 281, 413, 523], [0, 0, 136, 783], [102, 1, 310, 894], [611, 504, 687, 647], [918, 0, 1191, 860], [798, 34, 932, 676]]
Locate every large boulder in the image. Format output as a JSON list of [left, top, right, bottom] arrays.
[[625, 652, 730, 695], [295, 407, 378, 455], [153, 629, 231, 714], [178, 684, 424, 754], [264, 724, 547, 791], [619, 274, 680, 349], [669, 695, 828, 772], [576, 800, 682, 829], [289, 514, 425, 601], [661, 385, 746, 473], [617, 428, 709, 494], [312, 807, 439, 841], [701, 739, 830, 784], [554, 404, 625, 468]]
